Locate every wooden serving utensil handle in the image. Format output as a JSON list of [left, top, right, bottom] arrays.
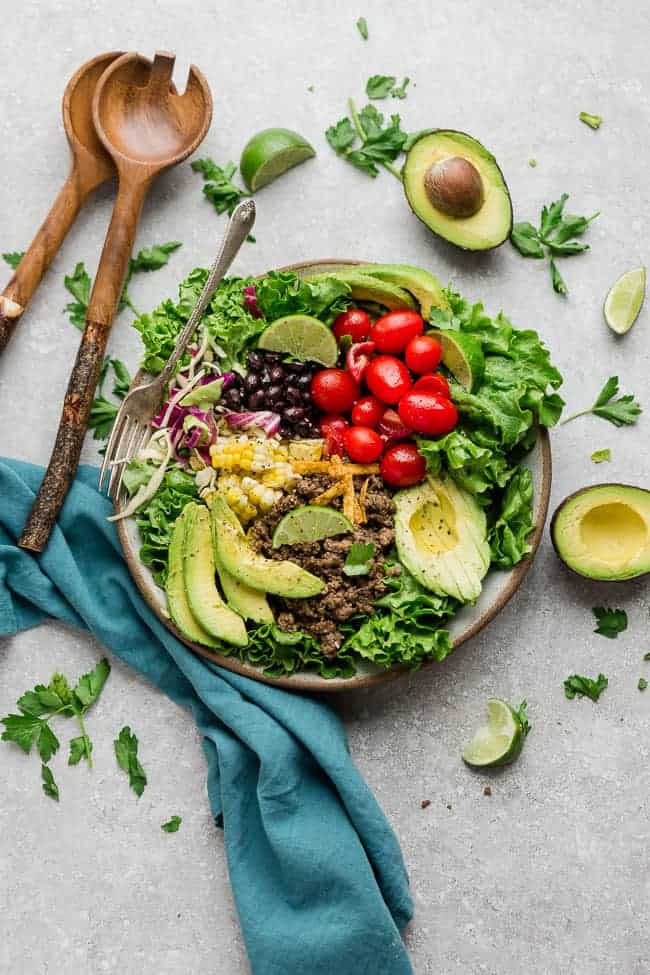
[[0, 165, 96, 354], [18, 175, 150, 553]]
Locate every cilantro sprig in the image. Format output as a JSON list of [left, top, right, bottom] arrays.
[[114, 725, 147, 798], [593, 606, 627, 639], [191, 159, 256, 241], [366, 75, 410, 100], [88, 358, 133, 442], [1, 659, 111, 800], [510, 193, 599, 294], [3, 250, 24, 270], [562, 376, 642, 428], [326, 99, 407, 180], [564, 673, 608, 702]]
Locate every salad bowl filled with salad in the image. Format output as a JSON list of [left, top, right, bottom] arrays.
[[113, 259, 562, 690]]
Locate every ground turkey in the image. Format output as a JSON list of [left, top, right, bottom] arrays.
[[249, 476, 398, 657]]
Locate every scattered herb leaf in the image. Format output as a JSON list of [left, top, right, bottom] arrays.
[[590, 448, 611, 463], [68, 734, 93, 766], [114, 726, 147, 797], [549, 257, 569, 295], [593, 606, 627, 638], [638, 677, 648, 691], [326, 99, 407, 180], [564, 673, 608, 702], [391, 77, 410, 100], [515, 700, 532, 737], [307, 84, 315, 93], [120, 241, 182, 316], [3, 251, 24, 270], [366, 75, 397, 99], [579, 112, 602, 130], [64, 262, 92, 329], [528, 159, 538, 168], [161, 815, 182, 833], [644, 652, 650, 662], [562, 376, 642, 427], [356, 16, 368, 40], [191, 158, 250, 215], [41, 763, 59, 802], [343, 542, 376, 577]]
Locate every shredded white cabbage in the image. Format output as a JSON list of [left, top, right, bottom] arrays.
[[108, 431, 173, 522]]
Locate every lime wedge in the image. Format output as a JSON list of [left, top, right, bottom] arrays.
[[462, 698, 525, 768], [603, 267, 645, 335], [428, 329, 485, 391], [272, 506, 353, 548], [240, 128, 315, 192], [258, 314, 338, 366]]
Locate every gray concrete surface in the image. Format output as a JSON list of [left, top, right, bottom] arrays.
[[1, 1, 649, 972]]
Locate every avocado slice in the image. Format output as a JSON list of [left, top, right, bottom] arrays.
[[403, 131, 512, 251], [182, 503, 248, 647], [305, 270, 416, 310], [212, 495, 325, 598], [209, 501, 274, 623], [394, 474, 490, 602], [355, 263, 449, 319], [551, 484, 650, 581], [165, 508, 221, 648]]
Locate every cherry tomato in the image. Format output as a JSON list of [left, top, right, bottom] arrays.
[[311, 369, 360, 414], [413, 373, 450, 399], [346, 340, 375, 384], [320, 415, 349, 457], [380, 443, 426, 487], [332, 307, 372, 344], [398, 390, 458, 436], [370, 309, 424, 354], [351, 395, 384, 428], [405, 335, 443, 374], [344, 425, 384, 464], [377, 408, 412, 444], [364, 356, 412, 404]]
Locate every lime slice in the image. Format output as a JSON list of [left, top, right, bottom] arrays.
[[258, 314, 338, 366], [240, 128, 315, 192], [462, 698, 525, 768], [428, 329, 485, 391], [603, 267, 645, 335], [272, 506, 353, 548]]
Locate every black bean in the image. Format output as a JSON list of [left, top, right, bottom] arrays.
[[286, 386, 302, 405], [269, 365, 285, 383], [267, 384, 283, 403], [295, 421, 313, 438], [301, 387, 313, 405], [284, 361, 304, 374], [284, 406, 306, 424], [223, 388, 242, 408], [248, 390, 266, 411], [296, 372, 313, 390], [229, 372, 244, 389], [260, 369, 272, 386], [247, 351, 264, 371], [244, 373, 260, 392], [262, 351, 282, 364]]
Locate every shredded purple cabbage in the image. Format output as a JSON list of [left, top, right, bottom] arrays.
[[243, 285, 263, 319], [223, 410, 281, 437]]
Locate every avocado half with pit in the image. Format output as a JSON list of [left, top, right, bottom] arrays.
[[551, 484, 650, 581], [403, 130, 513, 251]]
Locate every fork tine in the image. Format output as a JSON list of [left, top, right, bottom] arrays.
[[99, 406, 128, 492], [110, 420, 144, 500]]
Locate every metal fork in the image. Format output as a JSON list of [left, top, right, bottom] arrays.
[[99, 198, 256, 499]]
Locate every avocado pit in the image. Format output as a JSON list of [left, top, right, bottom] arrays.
[[424, 156, 485, 219]]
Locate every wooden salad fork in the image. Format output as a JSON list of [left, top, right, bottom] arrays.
[[99, 199, 256, 504], [0, 52, 122, 354], [19, 51, 212, 552]]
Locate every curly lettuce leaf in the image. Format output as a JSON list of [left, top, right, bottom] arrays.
[[417, 430, 513, 496], [135, 470, 199, 584], [488, 466, 535, 568], [255, 270, 351, 325]]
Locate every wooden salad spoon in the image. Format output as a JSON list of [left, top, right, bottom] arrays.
[[0, 52, 124, 354], [19, 51, 212, 552]]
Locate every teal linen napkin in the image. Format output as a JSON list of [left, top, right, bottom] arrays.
[[0, 458, 413, 975]]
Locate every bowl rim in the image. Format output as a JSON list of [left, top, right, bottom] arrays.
[[116, 258, 553, 692]]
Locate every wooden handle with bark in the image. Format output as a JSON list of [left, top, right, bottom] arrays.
[[18, 176, 150, 552]]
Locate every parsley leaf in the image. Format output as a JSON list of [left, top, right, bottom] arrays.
[[562, 376, 642, 427], [564, 673, 608, 702], [593, 606, 627, 638], [120, 241, 182, 315], [41, 763, 59, 802], [590, 448, 611, 463], [1, 713, 45, 753], [515, 699, 532, 737], [638, 677, 648, 691], [3, 250, 24, 270], [37, 723, 60, 763], [109, 358, 132, 399], [510, 222, 545, 258], [512, 193, 598, 294], [391, 77, 410, 100], [366, 75, 397, 99], [161, 815, 182, 833], [579, 111, 602, 130], [68, 734, 93, 766], [191, 158, 250, 215], [343, 542, 376, 577], [549, 257, 568, 295], [89, 396, 118, 441], [326, 117, 357, 153], [356, 16, 368, 39], [114, 726, 147, 797], [326, 99, 407, 180], [64, 262, 92, 329], [73, 658, 111, 709]]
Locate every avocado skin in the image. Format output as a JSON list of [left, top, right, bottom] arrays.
[[403, 129, 513, 252], [551, 483, 650, 582], [166, 508, 221, 648]]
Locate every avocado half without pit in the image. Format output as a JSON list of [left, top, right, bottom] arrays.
[[403, 130, 513, 251], [551, 484, 650, 582]]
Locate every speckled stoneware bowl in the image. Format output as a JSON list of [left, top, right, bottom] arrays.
[[115, 260, 552, 692]]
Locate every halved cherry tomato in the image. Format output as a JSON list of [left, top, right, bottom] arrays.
[[344, 425, 383, 463], [413, 373, 450, 399], [405, 335, 442, 374], [351, 395, 384, 428], [311, 369, 359, 414], [370, 309, 424, 354], [332, 307, 372, 344], [346, 340, 375, 384], [398, 390, 458, 436], [364, 356, 412, 404], [377, 408, 412, 444], [320, 415, 349, 457], [380, 443, 426, 487]]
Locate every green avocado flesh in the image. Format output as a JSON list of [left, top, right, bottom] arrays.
[[209, 502, 274, 623], [182, 504, 248, 647], [166, 508, 221, 647], [394, 475, 490, 602], [552, 484, 650, 581], [403, 131, 512, 251], [305, 270, 416, 310], [212, 495, 325, 598], [354, 264, 449, 318]]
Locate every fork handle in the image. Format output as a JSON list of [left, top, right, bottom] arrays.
[[157, 199, 256, 389], [18, 176, 150, 552]]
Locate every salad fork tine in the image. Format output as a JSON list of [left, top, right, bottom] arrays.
[[99, 199, 256, 499]]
